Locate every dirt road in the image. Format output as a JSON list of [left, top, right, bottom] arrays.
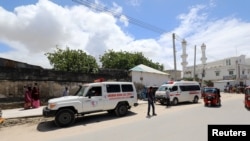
[[0, 93, 244, 141]]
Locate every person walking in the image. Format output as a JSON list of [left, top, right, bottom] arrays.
[[165, 88, 171, 108], [147, 87, 157, 117]]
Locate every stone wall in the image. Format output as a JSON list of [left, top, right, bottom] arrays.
[[0, 67, 131, 105]]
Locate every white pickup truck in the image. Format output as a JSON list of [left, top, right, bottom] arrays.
[[43, 81, 138, 127]]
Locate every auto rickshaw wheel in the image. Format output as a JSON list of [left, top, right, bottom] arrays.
[[217, 101, 221, 106]]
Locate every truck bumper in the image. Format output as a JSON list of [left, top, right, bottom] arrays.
[[43, 107, 57, 117]]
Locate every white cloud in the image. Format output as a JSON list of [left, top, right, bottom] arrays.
[[0, 0, 250, 73], [159, 4, 250, 70], [0, 0, 132, 68]]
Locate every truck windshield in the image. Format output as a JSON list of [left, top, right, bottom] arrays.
[[74, 86, 87, 96], [204, 88, 216, 93], [158, 85, 170, 91]]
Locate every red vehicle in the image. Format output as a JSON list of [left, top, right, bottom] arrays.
[[244, 86, 250, 109], [202, 87, 221, 107]]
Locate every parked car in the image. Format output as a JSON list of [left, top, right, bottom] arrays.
[[43, 81, 138, 127], [155, 81, 201, 105]]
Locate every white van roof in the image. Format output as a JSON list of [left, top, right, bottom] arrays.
[[162, 80, 199, 86], [84, 81, 134, 86]]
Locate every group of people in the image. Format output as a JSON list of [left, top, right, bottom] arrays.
[[24, 83, 40, 109], [146, 86, 170, 117]]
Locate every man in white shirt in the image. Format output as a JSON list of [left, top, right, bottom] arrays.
[[165, 88, 170, 107]]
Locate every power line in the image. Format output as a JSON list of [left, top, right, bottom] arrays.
[[72, 0, 167, 34]]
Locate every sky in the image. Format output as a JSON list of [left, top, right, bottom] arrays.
[[0, 0, 250, 71]]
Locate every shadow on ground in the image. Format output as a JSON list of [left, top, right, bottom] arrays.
[[37, 111, 137, 132]]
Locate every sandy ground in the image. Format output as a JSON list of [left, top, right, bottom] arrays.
[[0, 93, 244, 141]]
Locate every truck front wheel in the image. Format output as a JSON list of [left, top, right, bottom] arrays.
[[115, 103, 128, 117], [55, 109, 75, 127]]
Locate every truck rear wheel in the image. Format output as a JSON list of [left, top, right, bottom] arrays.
[[55, 109, 75, 127], [115, 103, 128, 117]]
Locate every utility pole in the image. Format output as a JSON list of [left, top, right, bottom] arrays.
[[172, 33, 177, 81], [193, 45, 196, 81]]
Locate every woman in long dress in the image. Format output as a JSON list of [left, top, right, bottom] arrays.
[[24, 86, 32, 109], [32, 83, 40, 108]]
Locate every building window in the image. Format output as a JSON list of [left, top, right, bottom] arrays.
[[229, 70, 234, 75], [226, 59, 231, 66], [215, 71, 220, 76]]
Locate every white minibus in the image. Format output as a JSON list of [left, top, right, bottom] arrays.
[[155, 81, 201, 105]]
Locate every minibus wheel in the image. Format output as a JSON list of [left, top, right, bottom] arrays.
[[172, 98, 178, 105], [193, 96, 199, 103]]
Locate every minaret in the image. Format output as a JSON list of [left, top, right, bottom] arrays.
[[201, 43, 207, 65], [201, 43, 207, 80], [181, 39, 188, 78]]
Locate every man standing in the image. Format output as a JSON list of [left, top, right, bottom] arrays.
[[165, 88, 170, 108], [147, 87, 157, 117], [62, 87, 69, 96]]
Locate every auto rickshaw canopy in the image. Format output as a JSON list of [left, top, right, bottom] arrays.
[[245, 86, 250, 95]]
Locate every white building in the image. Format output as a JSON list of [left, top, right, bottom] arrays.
[[129, 64, 170, 87], [183, 54, 250, 86]]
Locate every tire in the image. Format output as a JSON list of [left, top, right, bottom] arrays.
[[193, 96, 199, 103], [115, 103, 128, 117], [217, 100, 221, 107], [172, 98, 178, 105], [55, 109, 75, 127]]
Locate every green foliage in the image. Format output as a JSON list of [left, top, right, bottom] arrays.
[[45, 47, 98, 73], [204, 80, 214, 87], [99, 49, 164, 71], [182, 77, 194, 81]]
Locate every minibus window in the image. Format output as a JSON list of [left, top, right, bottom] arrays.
[[172, 86, 178, 91]]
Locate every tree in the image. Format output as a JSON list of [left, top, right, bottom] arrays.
[[204, 80, 214, 87], [99, 49, 164, 71], [45, 47, 98, 73]]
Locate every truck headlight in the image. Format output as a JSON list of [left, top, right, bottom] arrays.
[[49, 103, 56, 109]]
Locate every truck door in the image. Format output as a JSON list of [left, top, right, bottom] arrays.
[[82, 86, 104, 112]]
